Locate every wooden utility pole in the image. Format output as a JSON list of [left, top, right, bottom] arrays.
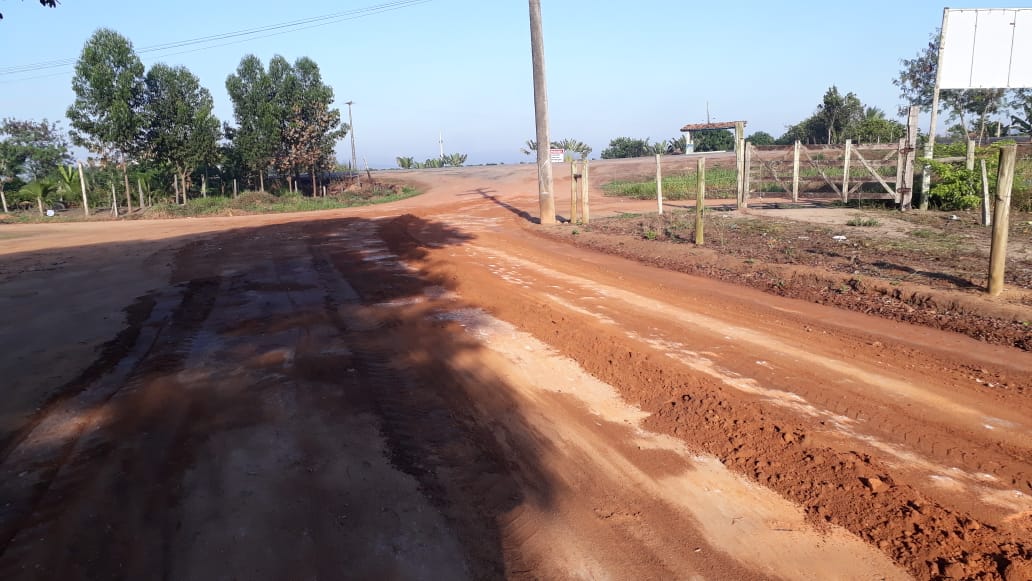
[[987, 144, 1017, 296], [77, 161, 89, 217], [656, 154, 664, 215], [528, 0, 556, 224], [695, 157, 705, 245]]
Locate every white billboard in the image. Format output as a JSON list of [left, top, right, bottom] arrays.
[[940, 8, 1032, 89]]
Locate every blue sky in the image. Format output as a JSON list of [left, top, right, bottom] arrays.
[[0, 1, 1027, 167]]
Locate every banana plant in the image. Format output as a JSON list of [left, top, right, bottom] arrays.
[[19, 179, 59, 215]]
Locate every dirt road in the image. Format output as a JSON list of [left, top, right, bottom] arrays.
[[0, 159, 1029, 580]]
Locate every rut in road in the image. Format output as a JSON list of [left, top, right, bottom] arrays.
[[0, 214, 909, 579]]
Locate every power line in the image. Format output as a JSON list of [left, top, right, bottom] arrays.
[[0, 0, 430, 78]]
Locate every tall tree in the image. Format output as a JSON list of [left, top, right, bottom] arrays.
[[143, 63, 220, 202], [0, 118, 71, 180], [226, 55, 279, 191], [894, 30, 1008, 142], [67, 28, 145, 212], [272, 56, 343, 196]]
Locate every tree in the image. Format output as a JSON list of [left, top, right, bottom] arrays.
[[0, 118, 70, 180], [845, 107, 905, 143], [273, 57, 343, 196], [816, 86, 863, 144], [747, 131, 775, 146], [443, 153, 467, 167], [1012, 90, 1032, 134], [894, 30, 1008, 142], [693, 130, 735, 152], [396, 156, 415, 169], [18, 179, 58, 215], [522, 138, 591, 159], [226, 55, 279, 191], [0, 0, 57, 20], [67, 28, 146, 212], [600, 137, 652, 159], [142, 64, 221, 202], [0, 139, 25, 213]]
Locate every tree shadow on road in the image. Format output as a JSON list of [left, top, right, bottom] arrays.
[[0, 215, 557, 579]]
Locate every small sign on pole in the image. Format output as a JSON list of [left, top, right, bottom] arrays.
[[549, 148, 565, 163]]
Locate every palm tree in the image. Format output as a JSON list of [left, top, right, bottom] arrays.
[[19, 180, 59, 215], [445, 153, 467, 167], [396, 156, 415, 169], [554, 138, 592, 160], [520, 140, 538, 156]]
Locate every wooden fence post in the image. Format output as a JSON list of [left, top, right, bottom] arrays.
[[900, 105, 919, 209], [233, 178, 238, 198], [792, 141, 801, 203], [581, 160, 590, 224], [570, 161, 579, 223], [966, 140, 976, 171], [695, 157, 705, 245], [110, 182, 118, 217], [77, 161, 89, 217], [735, 121, 745, 208], [742, 142, 752, 209], [988, 144, 1016, 296], [980, 159, 992, 227], [656, 154, 664, 215], [137, 178, 145, 210], [895, 138, 906, 205], [842, 139, 852, 203]]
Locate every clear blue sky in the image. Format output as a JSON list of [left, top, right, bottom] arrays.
[[0, 1, 1027, 167]]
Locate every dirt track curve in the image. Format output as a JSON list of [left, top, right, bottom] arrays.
[[0, 159, 1030, 580]]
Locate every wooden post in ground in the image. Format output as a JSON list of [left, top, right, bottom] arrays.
[[201, 174, 207, 198], [695, 157, 706, 245], [570, 161, 578, 223], [656, 154, 664, 215], [581, 159, 590, 224], [792, 140, 801, 203], [110, 182, 118, 217], [895, 138, 906, 206], [137, 178, 144, 210], [233, 178, 238, 198], [842, 139, 852, 204], [966, 140, 976, 171], [900, 105, 919, 209], [980, 159, 992, 226], [77, 161, 89, 217], [173, 173, 180, 205], [735, 121, 745, 208], [742, 142, 753, 209], [988, 144, 1016, 296]]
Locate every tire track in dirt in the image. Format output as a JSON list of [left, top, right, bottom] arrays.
[[383, 214, 1032, 580], [0, 274, 219, 577]]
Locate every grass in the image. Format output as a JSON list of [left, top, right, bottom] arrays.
[[602, 168, 739, 200], [3, 186, 422, 223], [846, 217, 881, 227]]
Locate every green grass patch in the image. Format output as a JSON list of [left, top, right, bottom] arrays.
[[602, 168, 738, 200]]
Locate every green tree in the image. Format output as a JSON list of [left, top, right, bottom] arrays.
[[894, 30, 1008, 142], [18, 179, 58, 215], [0, 139, 25, 212], [396, 156, 416, 169], [273, 57, 344, 195], [0, 118, 71, 180], [601, 137, 652, 159], [817, 86, 863, 144], [1011, 90, 1032, 134], [746, 131, 775, 146], [693, 130, 735, 152], [143, 63, 221, 201], [444, 153, 468, 167], [522, 138, 592, 159], [226, 55, 280, 191], [67, 28, 145, 212]]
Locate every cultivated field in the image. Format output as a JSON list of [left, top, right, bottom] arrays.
[[0, 157, 1030, 580]]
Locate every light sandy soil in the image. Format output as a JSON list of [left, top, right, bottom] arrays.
[[0, 158, 1029, 580]]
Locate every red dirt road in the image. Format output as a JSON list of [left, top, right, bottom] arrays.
[[0, 159, 1030, 580]]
